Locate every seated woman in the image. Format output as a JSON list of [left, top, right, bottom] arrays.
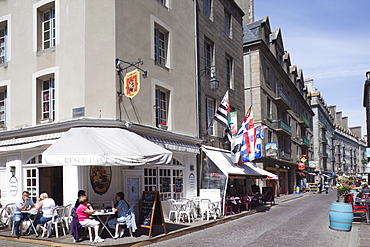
[[76, 195, 104, 243], [34, 193, 56, 236], [108, 192, 130, 238]]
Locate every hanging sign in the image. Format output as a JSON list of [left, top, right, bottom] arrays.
[[298, 163, 305, 170], [124, 69, 140, 98]]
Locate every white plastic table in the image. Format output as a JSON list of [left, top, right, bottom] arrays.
[[92, 210, 115, 238]]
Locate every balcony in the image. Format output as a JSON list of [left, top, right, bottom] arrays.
[[299, 115, 310, 128], [275, 119, 292, 136], [300, 136, 310, 147], [279, 151, 292, 161], [275, 90, 291, 109]]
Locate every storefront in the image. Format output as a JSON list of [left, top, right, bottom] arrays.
[[0, 125, 200, 214], [199, 146, 278, 213]]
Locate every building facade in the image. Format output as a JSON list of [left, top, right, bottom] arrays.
[[0, 0, 201, 212], [243, 17, 314, 195]]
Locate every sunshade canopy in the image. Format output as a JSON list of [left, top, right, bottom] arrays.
[[202, 146, 275, 178], [42, 127, 173, 166]]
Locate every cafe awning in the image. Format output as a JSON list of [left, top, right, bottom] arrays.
[[42, 127, 173, 166], [201, 146, 269, 179]]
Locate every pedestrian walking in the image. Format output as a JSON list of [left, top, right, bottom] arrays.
[[324, 181, 330, 194], [318, 182, 323, 194]]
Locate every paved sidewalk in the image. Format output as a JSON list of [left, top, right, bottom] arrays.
[[0, 193, 305, 247]]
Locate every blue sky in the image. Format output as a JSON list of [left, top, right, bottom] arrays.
[[254, 1, 370, 136]]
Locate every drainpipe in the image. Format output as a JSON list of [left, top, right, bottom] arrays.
[[194, 0, 199, 139]]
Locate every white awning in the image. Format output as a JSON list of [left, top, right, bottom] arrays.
[[42, 127, 173, 166], [201, 146, 267, 178], [249, 165, 278, 180]]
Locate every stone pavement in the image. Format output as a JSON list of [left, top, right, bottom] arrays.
[[0, 193, 305, 247]]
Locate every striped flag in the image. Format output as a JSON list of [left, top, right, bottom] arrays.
[[213, 91, 231, 141], [241, 125, 266, 162], [230, 105, 253, 163]]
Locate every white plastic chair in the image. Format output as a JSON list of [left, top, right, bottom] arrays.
[[178, 201, 195, 223], [168, 199, 179, 222], [200, 199, 217, 221], [114, 205, 134, 238], [63, 204, 73, 232], [1, 203, 14, 229], [43, 206, 66, 238]]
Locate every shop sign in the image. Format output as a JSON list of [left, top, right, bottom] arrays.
[[298, 163, 305, 170], [9, 176, 18, 197], [189, 173, 195, 190], [90, 166, 111, 195], [265, 143, 277, 156], [123, 69, 140, 98]]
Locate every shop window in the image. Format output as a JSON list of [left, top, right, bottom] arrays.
[[25, 167, 39, 203], [144, 158, 183, 201]]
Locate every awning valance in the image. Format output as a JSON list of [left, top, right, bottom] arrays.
[[42, 127, 173, 166], [201, 146, 272, 179]]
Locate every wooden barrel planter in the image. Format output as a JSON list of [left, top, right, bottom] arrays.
[[329, 201, 353, 231]]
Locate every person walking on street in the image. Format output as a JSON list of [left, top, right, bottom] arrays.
[[318, 182, 323, 194], [324, 181, 330, 194]]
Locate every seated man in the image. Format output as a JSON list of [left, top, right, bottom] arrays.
[[108, 192, 130, 238], [13, 191, 35, 238], [76, 195, 104, 243]]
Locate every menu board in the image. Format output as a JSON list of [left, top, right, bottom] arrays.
[[139, 191, 167, 238], [175, 178, 182, 193]]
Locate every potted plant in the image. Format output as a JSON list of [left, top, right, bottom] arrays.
[[336, 179, 355, 203]]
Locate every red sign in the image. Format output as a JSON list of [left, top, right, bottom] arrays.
[[298, 163, 305, 170]]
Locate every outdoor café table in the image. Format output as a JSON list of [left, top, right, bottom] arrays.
[[355, 197, 370, 223], [92, 210, 115, 238], [20, 210, 39, 236]]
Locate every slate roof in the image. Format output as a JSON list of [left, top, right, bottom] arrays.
[[243, 18, 263, 43]]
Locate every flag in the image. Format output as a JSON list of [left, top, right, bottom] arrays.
[[213, 91, 231, 141], [240, 125, 266, 162], [230, 105, 253, 163]]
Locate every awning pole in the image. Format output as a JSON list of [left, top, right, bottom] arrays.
[[222, 176, 229, 216]]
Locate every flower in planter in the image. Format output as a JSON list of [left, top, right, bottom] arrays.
[[337, 179, 355, 195]]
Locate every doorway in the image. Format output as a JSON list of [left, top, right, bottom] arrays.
[[39, 167, 63, 205]]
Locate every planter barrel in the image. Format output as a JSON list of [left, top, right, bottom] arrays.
[[329, 201, 353, 231]]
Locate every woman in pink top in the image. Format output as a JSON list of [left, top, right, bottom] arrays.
[[76, 195, 104, 243]]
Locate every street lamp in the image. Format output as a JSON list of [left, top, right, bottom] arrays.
[[199, 66, 219, 90]]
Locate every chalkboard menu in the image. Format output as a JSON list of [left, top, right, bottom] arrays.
[[139, 191, 167, 238], [262, 187, 274, 204]]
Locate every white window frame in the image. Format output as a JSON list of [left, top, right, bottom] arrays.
[[224, 10, 231, 37], [0, 25, 6, 64], [0, 15, 11, 64], [154, 26, 167, 67], [41, 78, 55, 121], [150, 15, 172, 69], [206, 97, 215, 135], [42, 8, 56, 50], [204, 39, 214, 75], [144, 158, 184, 201], [226, 55, 233, 89], [32, 67, 59, 125], [0, 89, 7, 127], [155, 87, 169, 127], [33, 0, 59, 53]]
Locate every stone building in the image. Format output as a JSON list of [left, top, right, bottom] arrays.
[[243, 16, 314, 195]]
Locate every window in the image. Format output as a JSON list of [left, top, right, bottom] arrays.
[[224, 10, 231, 37], [226, 56, 233, 89], [34, 1, 56, 52], [206, 97, 215, 135], [41, 77, 55, 121], [155, 87, 169, 127], [204, 39, 213, 75], [203, 0, 212, 18], [0, 22, 7, 64], [154, 25, 168, 68], [42, 8, 55, 50], [0, 89, 6, 127], [267, 98, 271, 118], [144, 159, 183, 201]]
